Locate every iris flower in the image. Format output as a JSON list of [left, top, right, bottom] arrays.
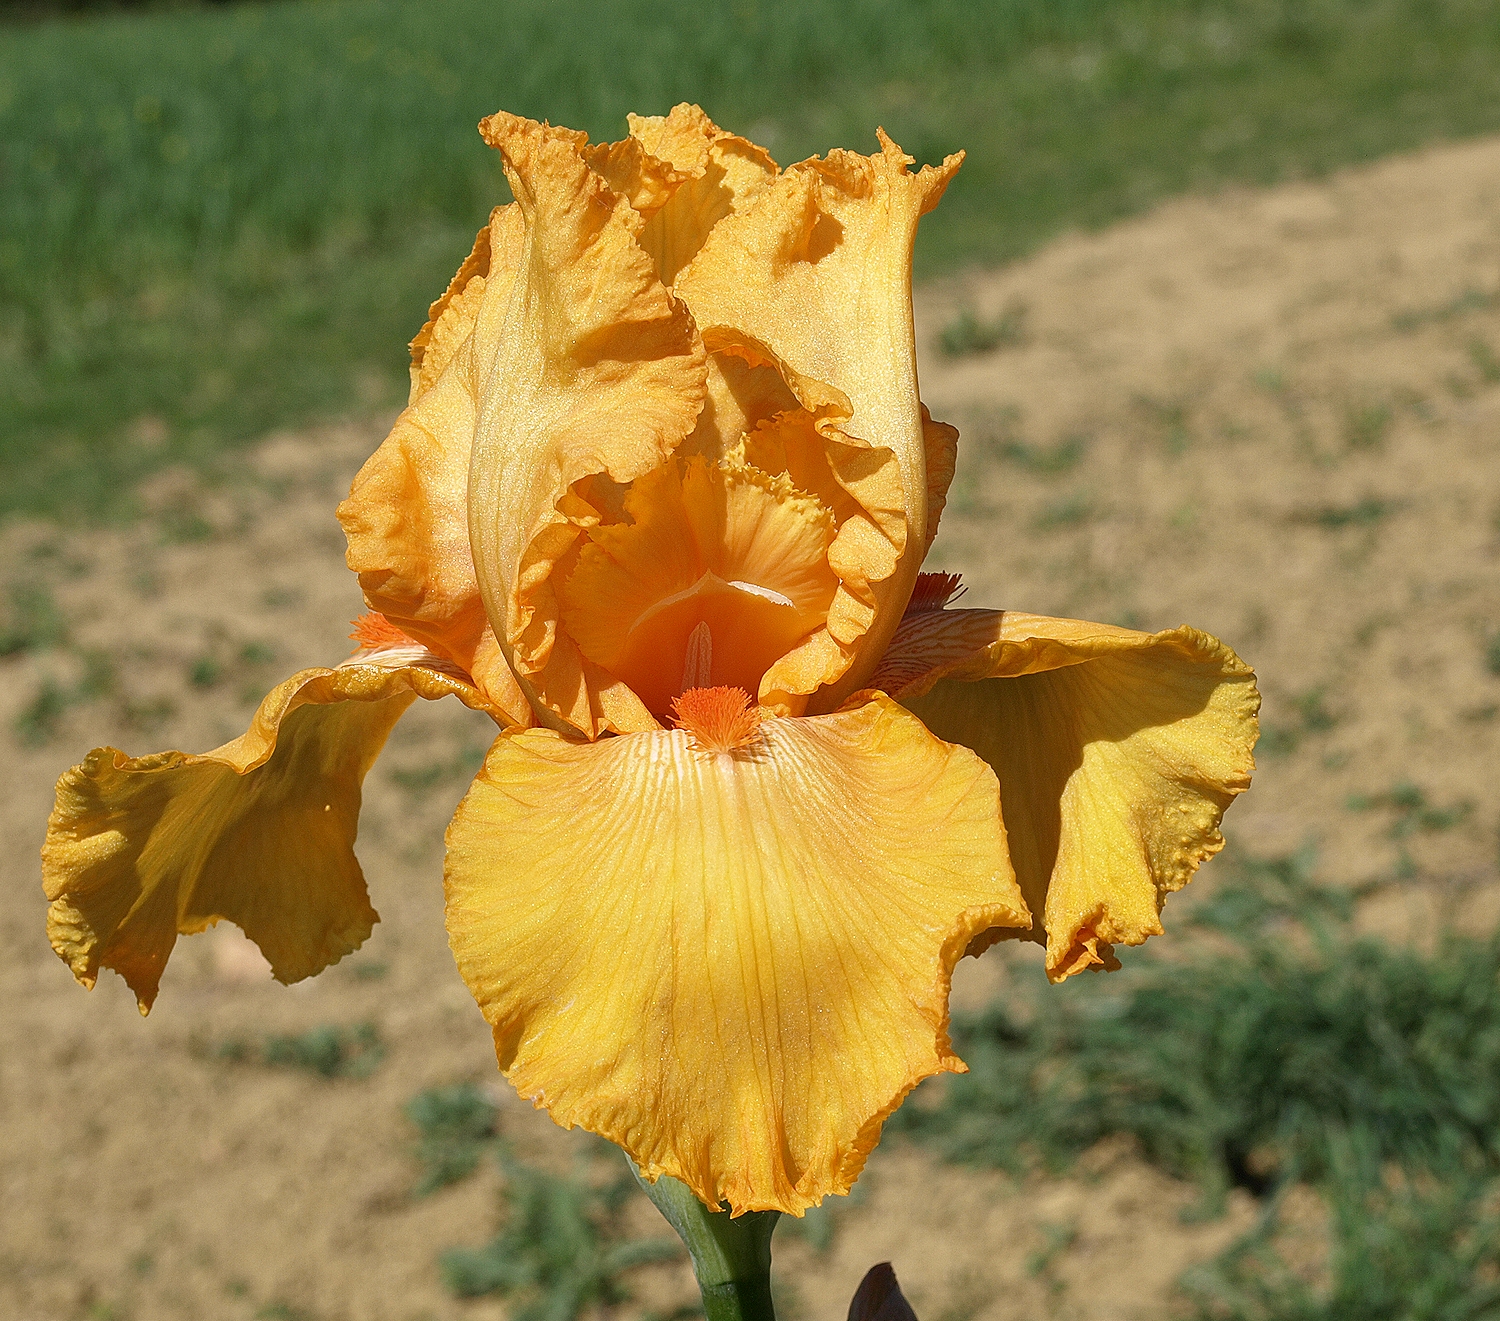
[[42, 107, 1258, 1217]]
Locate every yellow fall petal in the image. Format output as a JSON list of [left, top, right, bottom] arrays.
[[42, 653, 505, 1013], [675, 134, 962, 706], [443, 694, 1028, 1215], [467, 111, 709, 736], [883, 609, 1259, 981]]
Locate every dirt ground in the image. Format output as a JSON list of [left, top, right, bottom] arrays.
[[4, 133, 1500, 1321]]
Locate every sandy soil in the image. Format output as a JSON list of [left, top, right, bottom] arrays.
[[4, 133, 1500, 1321]]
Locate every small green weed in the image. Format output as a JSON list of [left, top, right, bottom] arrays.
[[15, 678, 70, 746], [1346, 782, 1472, 838], [1033, 493, 1094, 531], [1260, 688, 1336, 759], [406, 1082, 500, 1196], [1468, 338, 1500, 385], [440, 1149, 681, 1316], [1292, 498, 1393, 530], [997, 434, 1090, 476], [0, 582, 65, 656], [1134, 394, 1192, 455], [390, 743, 489, 795], [1343, 401, 1391, 451], [215, 1022, 384, 1079], [189, 655, 223, 688], [1390, 286, 1498, 332], [255, 1304, 313, 1321], [939, 300, 1028, 358]]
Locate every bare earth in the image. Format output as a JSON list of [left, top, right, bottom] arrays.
[[4, 134, 1500, 1321]]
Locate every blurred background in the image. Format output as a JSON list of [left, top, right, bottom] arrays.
[[3, 2, 1500, 1318]]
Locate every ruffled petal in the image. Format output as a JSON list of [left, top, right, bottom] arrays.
[[882, 609, 1259, 981], [339, 204, 528, 713], [675, 134, 962, 707], [921, 405, 959, 555], [627, 103, 779, 286], [559, 454, 838, 719], [467, 111, 709, 737], [443, 694, 1028, 1214], [42, 649, 506, 1013]]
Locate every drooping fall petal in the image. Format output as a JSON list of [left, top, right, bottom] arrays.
[[879, 609, 1259, 981], [675, 133, 962, 707], [443, 694, 1028, 1214], [467, 111, 709, 736], [42, 652, 506, 1013]]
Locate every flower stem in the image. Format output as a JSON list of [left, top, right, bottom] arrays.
[[632, 1166, 779, 1321]]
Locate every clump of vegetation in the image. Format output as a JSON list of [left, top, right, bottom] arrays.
[[894, 847, 1500, 1312], [939, 299, 1028, 358], [1389, 285, 1498, 333], [1183, 1170, 1500, 1321], [1346, 782, 1472, 838], [900, 850, 1500, 1200], [1259, 687, 1337, 758], [406, 1082, 501, 1196], [1342, 401, 1392, 451], [0, 581, 65, 656], [214, 1022, 385, 1079], [1032, 492, 1094, 531], [389, 742, 489, 796], [440, 1149, 681, 1316], [1292, 498, 1393, 530], [1134, 394, 1192, 455]]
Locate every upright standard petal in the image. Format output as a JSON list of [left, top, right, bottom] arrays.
[[339, 204, 528, 711], [675, 133, 962, 707], [43, 653, 505, 1013], [444, 695, 1028, 1214], [880, 610, 1259, 981], [467, 112, 709, 736], [626, 103, 779, 287]]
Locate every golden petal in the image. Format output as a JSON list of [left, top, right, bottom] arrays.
[[468, 111, 709, 737], [558, 454, 838, 720], [339, 204, 527, 715], [675, 133, 962, 709], [884, 609, 1260, 980], [627, 103, 779, 286], [443, 694, 1028, 1214], [42, 654, 505, 1013], [921, 405, 959, 554]]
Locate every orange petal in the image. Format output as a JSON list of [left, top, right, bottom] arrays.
[[627, 103, 779, 287], [443, 694, 1028, 1214], [558, 454, 838, 720], [921, 405, 959, 555], [42, 652, 506, 1013], [675, 134, 962, 708], [339, 204, 527, 710], [882, 609, 1259, 980], [467, 111, 709, 737]]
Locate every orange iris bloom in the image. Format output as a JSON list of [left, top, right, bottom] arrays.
[[41, 107, 1259, 1216]]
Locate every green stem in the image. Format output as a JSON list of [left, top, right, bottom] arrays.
[[631, 1165, 779, 1321]]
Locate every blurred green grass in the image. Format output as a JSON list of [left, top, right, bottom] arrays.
[[5, 0, 1500, 518]]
